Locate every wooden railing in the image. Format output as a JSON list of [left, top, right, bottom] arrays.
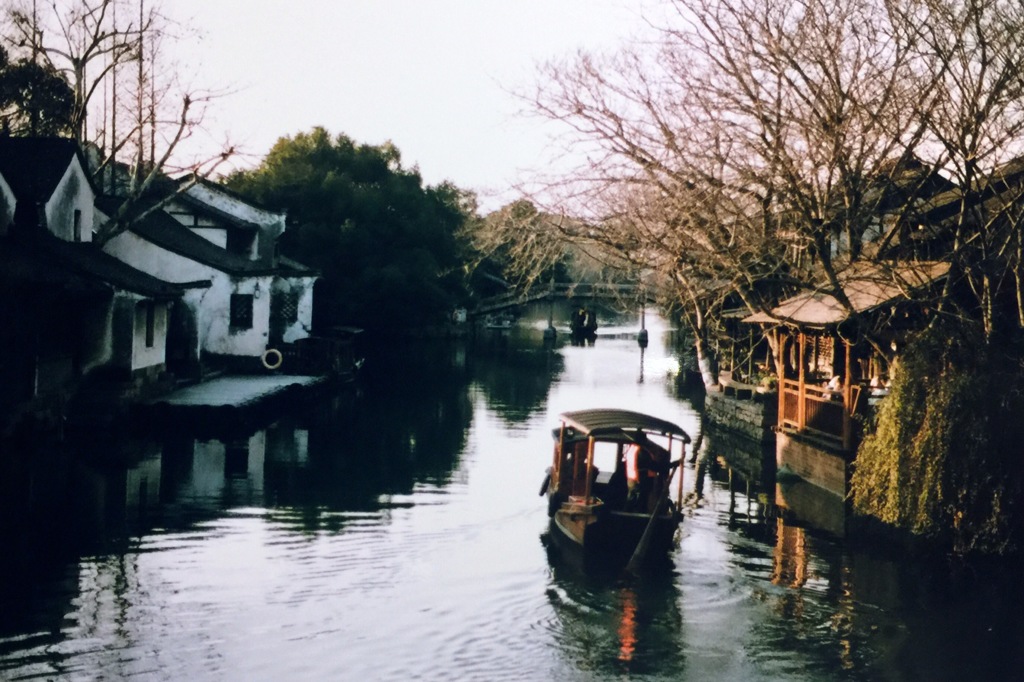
[[779, 379, 851, 450]]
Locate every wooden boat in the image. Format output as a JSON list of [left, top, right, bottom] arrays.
[[541, 408, 691, 566]]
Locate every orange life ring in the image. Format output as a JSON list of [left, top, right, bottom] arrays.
[[261, 348, 283, 370]]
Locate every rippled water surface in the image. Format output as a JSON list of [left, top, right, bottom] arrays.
[[1, 314, 1022, 681]]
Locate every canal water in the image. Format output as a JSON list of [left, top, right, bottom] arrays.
[[1, 311, 1022, 681]]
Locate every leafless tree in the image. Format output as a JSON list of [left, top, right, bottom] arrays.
[[2, 0, 235, 244], [504, 0, 955, 385], [902, 0, 1024, 337]]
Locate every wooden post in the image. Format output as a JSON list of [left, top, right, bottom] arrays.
[[584, 436, 596, 502], [842, 339, 853, 451], [776, 330, 786, 430], [797, 332, 807, 430], [747, 328, 754, 379], [555, 423, 565, 482]]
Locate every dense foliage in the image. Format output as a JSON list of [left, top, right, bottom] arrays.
[[851, 323, 1024, 555], [0, 46, 73, 136], [227, 128, 476, 336]]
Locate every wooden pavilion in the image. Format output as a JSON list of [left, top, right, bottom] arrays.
[[744, 260, 950, 496]]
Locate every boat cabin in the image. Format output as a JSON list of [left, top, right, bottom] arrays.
[[548, 409, 691, 516]]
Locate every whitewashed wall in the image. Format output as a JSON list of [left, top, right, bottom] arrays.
[[272, 276, 317, 343], [79, 301, 114, 374], [129, 298, 169, 370], [106, 230, 272, 358], [97, 293, 169, 375], [182, 184, 286, 261], [185, 274, 272, 357], [0, 172, 15, 235], [45, 158, 94, 242]]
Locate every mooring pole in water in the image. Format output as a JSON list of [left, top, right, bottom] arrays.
[[544, 297, 556, 341]]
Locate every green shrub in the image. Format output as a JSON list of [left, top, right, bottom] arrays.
[[850, 324, 1024, 555]]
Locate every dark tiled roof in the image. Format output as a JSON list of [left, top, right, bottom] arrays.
[[277, 255, 318, 277], [179, 175, 285, 214], [0, 137, 94, 202], [0, 238, 109, 296], [173, 190, 260, 231], [11, 232, 198, 299], [744, 260, 950, 328], [123, 202, 280, 276], [100, 196, 313, 278], [48, 239, 199, 299]]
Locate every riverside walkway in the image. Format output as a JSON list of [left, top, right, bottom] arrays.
[[149, 375, 323, 408], [139, 374, 330, 436]]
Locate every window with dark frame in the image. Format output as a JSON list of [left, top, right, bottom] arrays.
[[230, 293, 254, 329], [145, 301, 155, 347], [281, 291, 299, 324]]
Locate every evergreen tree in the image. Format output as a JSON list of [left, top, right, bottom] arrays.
[[0, 46, 74, 136], [227, 127, 476, 336]]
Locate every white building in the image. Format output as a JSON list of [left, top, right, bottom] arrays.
[[101, 178, 317, 376]]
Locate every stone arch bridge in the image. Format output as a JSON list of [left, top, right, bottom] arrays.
[[471, 282, 657, 318]]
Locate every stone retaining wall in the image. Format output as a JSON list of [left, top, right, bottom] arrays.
[[704, 390, 777, 445]]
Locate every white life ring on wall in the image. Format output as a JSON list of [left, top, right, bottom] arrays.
[[261, 348, 283, 370]]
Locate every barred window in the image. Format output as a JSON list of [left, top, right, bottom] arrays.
[[230, 293, 254, 329], [280, 291, 299, 323]]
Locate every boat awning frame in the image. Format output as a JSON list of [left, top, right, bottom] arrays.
[[557, 409, 691, 444]]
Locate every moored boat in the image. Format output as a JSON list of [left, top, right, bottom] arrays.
[[540, 408, 691, 567]]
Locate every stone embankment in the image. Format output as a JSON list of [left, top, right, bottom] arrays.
[[704, 389, 777, 445]]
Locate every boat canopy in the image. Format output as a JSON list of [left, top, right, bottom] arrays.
[[557, 409, 691, 444]]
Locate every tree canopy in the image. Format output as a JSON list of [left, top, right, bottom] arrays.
[[227, 127, 476, 336], [0, 46, 74, 136], [490, 0, 1024, 382]]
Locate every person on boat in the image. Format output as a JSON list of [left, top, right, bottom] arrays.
[[624, 434, 670, 513]]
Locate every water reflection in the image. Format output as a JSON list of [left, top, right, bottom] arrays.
[[2, 325, 1024, 681], [470, 330, 565, 425], [543, 536, 686, 677]]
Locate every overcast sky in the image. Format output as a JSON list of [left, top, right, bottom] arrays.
[[167, 1, 644, 211]]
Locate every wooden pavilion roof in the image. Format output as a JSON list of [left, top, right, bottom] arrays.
[[743, 260, 950, 329]]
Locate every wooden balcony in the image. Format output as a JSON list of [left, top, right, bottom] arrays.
[[779, 378, 861, 452]]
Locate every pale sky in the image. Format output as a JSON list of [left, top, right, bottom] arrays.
[[167, 1, 645, 212]]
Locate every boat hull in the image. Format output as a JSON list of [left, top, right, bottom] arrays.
[[549, 500, 679, 565]]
